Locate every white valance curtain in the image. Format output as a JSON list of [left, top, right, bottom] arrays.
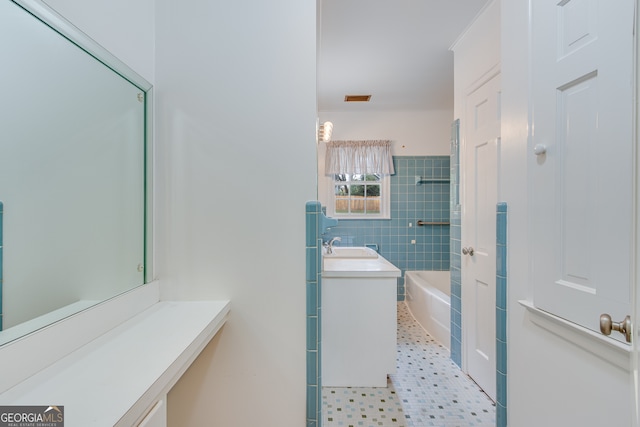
[[325, 140, 395, 175]]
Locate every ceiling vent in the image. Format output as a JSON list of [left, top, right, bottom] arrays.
[[344, 95, 371, 102]]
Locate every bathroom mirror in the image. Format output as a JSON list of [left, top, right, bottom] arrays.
[[0, 0, 152, 345]]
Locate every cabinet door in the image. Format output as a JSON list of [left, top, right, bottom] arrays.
[[322, 277, 397, 387]]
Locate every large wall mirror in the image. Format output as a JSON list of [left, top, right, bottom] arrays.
[[0, 0, 152, 345]]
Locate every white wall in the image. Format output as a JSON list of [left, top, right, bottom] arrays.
[[319, 110, 452, 156], [43, 0, 155, 83], [154, 1, 317, 426], [501, 1, 632, 426], [41, 1, 316, 426]]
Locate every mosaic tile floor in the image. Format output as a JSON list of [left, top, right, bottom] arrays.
[[322, 302, 496, 427]]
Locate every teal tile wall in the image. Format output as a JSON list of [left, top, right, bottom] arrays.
[[450, 210, 461, 367], [323, 156, 450, 301], [450, 119, 462, 367], [305, 201, 322, 427], [496, 202, 508, 427]]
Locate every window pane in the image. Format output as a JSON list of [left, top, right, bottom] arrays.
[[366, 184, 380, 196], [350, 196, 365, 213], [334, 184, 349, 213], [365, 196, 381, 214], [334, 184, 349, 196], [352, 174, 365, 182], [336, 197, 349, 213], [351, 184, 365, 196], [365, 174, 381, 182]]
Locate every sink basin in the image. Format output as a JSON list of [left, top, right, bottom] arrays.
[[323, 246, 378, 258]]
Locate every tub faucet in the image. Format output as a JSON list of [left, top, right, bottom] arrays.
[[325, 236, 342, 254]]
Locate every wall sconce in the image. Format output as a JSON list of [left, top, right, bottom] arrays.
[[318, 121, 333, 142]]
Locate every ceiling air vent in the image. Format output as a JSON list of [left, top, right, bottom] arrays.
[[344, 95, 371, 102]]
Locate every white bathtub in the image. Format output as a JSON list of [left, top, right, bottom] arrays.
[[404, 270, 451, 350]]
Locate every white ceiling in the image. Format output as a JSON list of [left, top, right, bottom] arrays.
[[318, 0, 491, 112]]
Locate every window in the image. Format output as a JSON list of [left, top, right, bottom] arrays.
[[323, 139, 394, 219], [327, 173, 390, 219]]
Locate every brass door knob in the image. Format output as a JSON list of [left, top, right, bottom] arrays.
[[599, 313, 632, 343]]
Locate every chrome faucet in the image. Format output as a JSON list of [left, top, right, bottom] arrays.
[[325, 236, 342, 254]]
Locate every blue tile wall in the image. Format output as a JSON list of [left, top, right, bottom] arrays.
[[449, 119, 462, 367], [0, 201, 3, 331], [323, 156, 450, 301], [305, 201, 323, 427], [496, 202, 508, 427]]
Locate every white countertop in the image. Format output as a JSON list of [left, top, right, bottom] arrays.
[[322, 254, 401, 278], [0, 300, 230, 426]]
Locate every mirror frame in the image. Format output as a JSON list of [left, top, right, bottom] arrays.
[[1, 0, 154, 344]]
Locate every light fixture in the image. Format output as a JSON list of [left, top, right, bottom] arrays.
[[319, 121, 333, 142]]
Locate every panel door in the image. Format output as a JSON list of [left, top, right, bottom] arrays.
[[462, 72, 501, 401], [531, 0, 635, 343]]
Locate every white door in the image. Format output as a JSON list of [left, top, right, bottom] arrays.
[[462, 72, 500, 401], [531, 0, 635, 343]]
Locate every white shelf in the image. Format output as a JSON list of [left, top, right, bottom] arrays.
[[0, 300, 230, 426], [519, 300, 630, 371]]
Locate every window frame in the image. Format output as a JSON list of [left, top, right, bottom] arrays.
[[325, 172, 391, 219]]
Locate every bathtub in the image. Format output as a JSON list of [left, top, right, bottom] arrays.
[[404, 270, 451, 350]]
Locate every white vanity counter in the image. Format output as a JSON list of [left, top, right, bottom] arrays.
[[0, 299, 230, 426], [322, 254, 400, 278], [322, 250, 400, 387]]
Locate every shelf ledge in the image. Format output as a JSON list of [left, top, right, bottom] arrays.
[[0, 300, 231, 426], [518, 300, 630, 371]]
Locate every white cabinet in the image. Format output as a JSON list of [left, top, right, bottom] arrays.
[[322, 255, 400, 387]]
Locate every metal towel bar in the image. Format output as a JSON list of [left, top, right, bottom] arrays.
[[417, 220, 450, 226]]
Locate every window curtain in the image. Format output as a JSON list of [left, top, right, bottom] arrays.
[[325, 140, 395, 175]]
